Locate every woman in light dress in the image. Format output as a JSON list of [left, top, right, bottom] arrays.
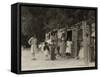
[[28, 36, 37, 60], [79, 41, 84, 59], [65, 38, 72, 57]]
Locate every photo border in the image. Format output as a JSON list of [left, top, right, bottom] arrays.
[[16, 2, 98, 74]]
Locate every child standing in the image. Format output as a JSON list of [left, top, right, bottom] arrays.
[[65, 39, 72, 57], [43, 42, 50, 60]]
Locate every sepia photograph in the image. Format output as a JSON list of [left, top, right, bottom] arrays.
[[20, 4, 97, 71]]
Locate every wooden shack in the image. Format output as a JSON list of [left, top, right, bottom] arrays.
[[45, 20, 95, 64]]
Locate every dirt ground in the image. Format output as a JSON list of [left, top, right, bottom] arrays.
[[21, 48, 95, 71]]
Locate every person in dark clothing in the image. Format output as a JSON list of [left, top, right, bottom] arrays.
[[90, 37, 95, 62], [50, 43, 56, 60], [50, 31, 56, 60], [43, 42, 50, 60], [76, 40, 81, 59]]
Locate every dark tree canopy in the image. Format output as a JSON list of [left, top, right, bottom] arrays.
[[21, 6, 95, 44]]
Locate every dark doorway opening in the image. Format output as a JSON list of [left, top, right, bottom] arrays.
[[67, 31, 72, 41]]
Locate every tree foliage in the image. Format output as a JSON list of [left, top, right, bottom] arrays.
[[21, 6, 95, 43]]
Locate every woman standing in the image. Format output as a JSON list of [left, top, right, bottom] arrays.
[[28, 35, 37, 60], [50, 31, 56, 60], [59, 33, 66, 57]]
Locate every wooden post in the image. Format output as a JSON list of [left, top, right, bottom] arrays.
[[82, 21, 90, 65], [72, 27, 78, 58]]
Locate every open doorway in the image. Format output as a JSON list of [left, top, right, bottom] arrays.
[[67, 31, 72, 41]]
